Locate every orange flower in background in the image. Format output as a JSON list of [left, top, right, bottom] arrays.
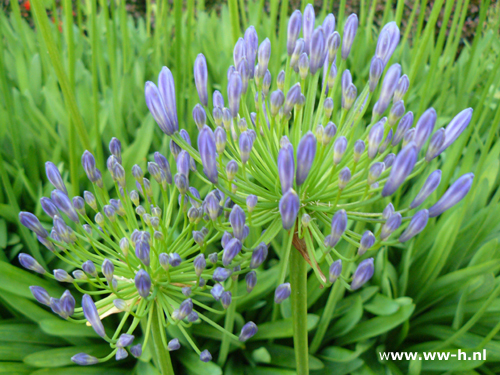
[[22, 0, 31, 11]]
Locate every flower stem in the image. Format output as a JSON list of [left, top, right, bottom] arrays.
[[150, 303, 175, 375], [218, 276, 238, 365], [290, 247, 309, 375]]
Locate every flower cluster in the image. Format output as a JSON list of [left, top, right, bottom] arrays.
[[145, 6, 473, 290], [19, 138, 260, 365]]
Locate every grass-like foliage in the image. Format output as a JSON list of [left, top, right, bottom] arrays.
[[1, 0, 500, 374]]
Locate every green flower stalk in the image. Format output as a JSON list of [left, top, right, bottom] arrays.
[[144, 6, 475, 373], [19, 140, 259, 370]]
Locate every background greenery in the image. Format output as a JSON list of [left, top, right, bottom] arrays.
[[1, 0, 500, 373]]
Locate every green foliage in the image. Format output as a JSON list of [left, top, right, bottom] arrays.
[[1, 0, 500, 373]]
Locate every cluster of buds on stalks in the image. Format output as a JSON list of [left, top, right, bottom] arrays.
[[19, 138, 260, 365], [145, 6, 474, 291]]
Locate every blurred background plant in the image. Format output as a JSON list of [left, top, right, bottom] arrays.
[[0, 0, 499, 374]]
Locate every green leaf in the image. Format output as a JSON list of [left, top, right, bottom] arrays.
[[30, 368, 130, 375], [336, 302, 415, 345], [251, 314, 319, 340], [39, 319, 100, 338], [0, 342, 49, 361], [328, 295, 363, 338], [246, 367, 297, 375], [364, 294, 401, 316], [0, 362, 32, 374], [0, 323, 62, 345], [0, 290, 55, 323], [23, 345, 109, 368], [177, 349, 222, 375], [252, 344, 324, 370]]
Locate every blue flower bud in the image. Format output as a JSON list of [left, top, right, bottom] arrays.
[[403, 128, 416, 146], [40, 197, 59, 218], [116, 348, 128, 361], [169, 253, 182, 267], [399, 209, 429, 242], [428, 173, 474, 217], [200, 349, 212, 362], [174, 173, 189, 195], [368, 119, 385, 159], [439, 108, 473, 153], [298, 53, 309, 80], [382, 142, 418, 197], [239, 321, 258, 341], [82, 294, 106, 337], [233, 38, 246, 68], [71, 353, 99, 366], [309, 27, 326, 75], [338, 167, 351, 190], [392, 111, 413, 146], [275, 282, 291, 304], [373, 64, 401, 116], [51, 190, 79, 223], [30, 286, 50, 305], [369, 57, 384, 92], [375, 22, 400, 66], [211, 283, 224, 300], [19, 212, 48, 238], [113, 299, 127, 311], [414, 108, 437, 151], [303, 4, 315, 54], [384, 153, 396, 168], [135, 269, 151, 298], [239, 131, 253, 164], [213, 90, 224, 109], [290, 38, 305, 71], [326, 31, 340, 64], [221, 291, 232, 309], [410, 170, 442, 209], [389, 100, 405, 126], [213, 267, 232, 282], [102, 258, 114, 281], [229, 205, 246, 240], [296, 131, 317, 186], [425, 128, 445, 161], [188, 311, 199, 321], [284, 83, 301, 114], [359, 230, 376, 255], [103, 205, 116, 222], [244, 26, 258, 78], [329, 260, 342, 283], [287, 10, 302, 55], [159, 253, 170, 270], [380, 212, 402, 240], [198, 125, 218, 184], [194, 54, 208, 106], [279, 189, 299, 230], [193, 254, 206, 277], [326, 209, 347, 247], [54, 269, 73, 282], [158, 67, 178, 131], [278, 143, 295, 193], [81, 151, 99, 184], [19, 253, 45, 274], [246, 194, 258, 213], [168, 338, 181, 351], [393, 74, 410, 102], [145, 81, 176, 135], [351, 258, 374, 290], [342, 14, 358, 59], [256, 38, 271, 81], [214, 126, 227, 155], [221, 232, 233, 249], [45, 162, 67, 195], [324, 97, 334, 119], [368, 162, 385, 185], [327, 62, 337, 89], [222, 238, 242, 267], [130, 344, 142, 358], [333, 136, 347, 164], [245, 271, 257, 293], [116, 333, 134, 348]]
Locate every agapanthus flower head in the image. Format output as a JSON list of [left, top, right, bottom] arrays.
[[141, 8, 475, 297], [20, 140, 261, 365]]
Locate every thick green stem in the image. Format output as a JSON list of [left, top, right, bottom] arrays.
[[290, 247, 309, 375], [150, 304, 175, 375], [218, 277, 238, 365]]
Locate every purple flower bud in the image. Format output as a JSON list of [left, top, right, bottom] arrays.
[[298, 53, 309, 80], [45, 162, 67, 195], [275, 282, 291, 304], [309, 28, 326, 75], [342, 83, 357, 110], [410, 170, 442, 209], [82, 294, 106, 337], [392, 111, 413, 146], [130, 344, 142, 358], [244, 26, 258, 78], [51, 190, 79, 223], [279, 189, 299, 230], [351, 258, 374, 290], [403, 128, 416, 146], [116, 333, 134, 348], [229, 205, 246, 240], [145, 81, 176, 135], [239, 321, 258, 341], [428, 173, 474, 217], [198, 125, 218, 184], [439, 108, 473, 153], [326, 31, 340, 64], [342, 14, 358, 59], [71, 353, 99, 366], [168, 338, 181, 351], [81, 151, 98, 182], [296, 132, 317, 186], [213, 90, 224, 108], [30, 286, 50, 305], [155, 151, 172, 183], [368, 162, 385, 185], [375, 22, 400, 66], [373, 64, 401, 116], [323, 98, 334, 120], [221, 291, 232, 309], [40, 197, 59, 218], [169, 253, 181, 267], [116, 348, 128, 361], [329, 260, 342, 283], [72, 196, 85, 216], [380, 212, 402, 240], [382, 142, 418, 197], [19, 212, 48, 238], [338, 167, 351, 190], [211, 283, 224, 300], [19, 253, 45, 274], [270, 89, 285, 117], [222, 238, 242, 266], [284, 83, 301, 114], [194, 54, 208, 106], [103, 205, 116, 222], [174, 173, 189, 195], [414, 107, 437, 150], [303, 5, 315, 54], [333, 136, 347, 164], [214, 127, 227, 156], [393, 74, 410, 103], [158, 67, 178, 131], [239, 130, 254, 165], [54, 268, 73, 282], [368, 119, 385, 159], [135, 269, 151, 298], [327, 62, 337, 89], [82, 260, 97, 276], [425, 128, 445, 161], [177, 298, 193, 319], [262, 69, 271, 96], [256, 38, 271, 80], [369, 57, 384, 92], [358, 230, 376, 256], [326, 209, 347, 247], [245, 271, 257, 293], [290, 39, 305, 71], [192, 104, 206, 129], [233, 38, 246, 68], [350, 140, 364, 164], [382, 203, 395, 220], [287, 10, 302, 55], [384, 153, 396, 168], [193, 230, 204, 246], [213, 267, 232, 282], [389, 100, 405, 126], [109, 137, 121, 160], [102, 258, 114, 281], [200, 349, 212, 362], [399, 209, 429, 242], [113, 299, 127, 311], [250, 242, 268, 269]]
